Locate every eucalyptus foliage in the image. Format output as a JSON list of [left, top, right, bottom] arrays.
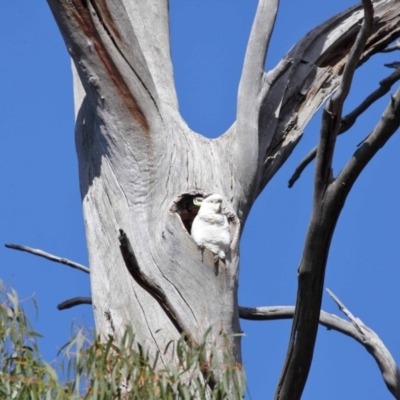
[[0, 282, 245, 399]]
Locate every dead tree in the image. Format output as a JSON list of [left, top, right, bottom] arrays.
[[42, 0, 400, 398]]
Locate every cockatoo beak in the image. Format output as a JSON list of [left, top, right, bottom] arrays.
[[193, 197, 203, 207]]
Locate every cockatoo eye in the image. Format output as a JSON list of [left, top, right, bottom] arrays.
[[193, 197, 203, 206]]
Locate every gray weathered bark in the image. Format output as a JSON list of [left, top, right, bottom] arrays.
[[45, 0, 400, 397]]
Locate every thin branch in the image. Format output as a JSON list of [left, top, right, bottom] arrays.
[[5, 243, 90, 274], [338, 67, 400, 133], [6, 244, 92, 310], [238, 0, 280, 102], [385, 61, 400, 69], [235, 0, 280, 200], [57, 297, 92, 310], [239, 306, 368, 341], [381, 40, 400, 53], [240, 299, 400, 399], [288, 147, 317, 188], [333, 84, 400, 198], [326, 289, 400, 399], [325, 289, 356, 321], [275, 2, 374, 399], [288, 66, 400, 187]]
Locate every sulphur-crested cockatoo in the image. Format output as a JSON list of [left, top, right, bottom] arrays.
[[191, 194, 230, 262]]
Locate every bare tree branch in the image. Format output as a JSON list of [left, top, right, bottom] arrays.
[[258, 1, 400, 192], [5, 243, 90, 274], [385, 62, 400, 69], [235, 0, 280, 201], [239, 306, 367, 340], [332, 84, 400, 199], [341, 67, 400, 132], [381, 40, 400, 53], [5, 244, 92, 310], [275, 2, 374, 399], [288, 66, 400, 187], [57, 297, 92, 310], [326, 289, 400, 399], [239, 0, 279, 95], [240, 298, 400, 399], [288, 147, 317, 188]]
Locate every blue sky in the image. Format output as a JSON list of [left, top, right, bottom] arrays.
[[1, 1, 399, 399]]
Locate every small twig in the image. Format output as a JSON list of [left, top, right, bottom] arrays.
[[385, 61, 400, 69], [381, 40, 400, 53], [57, 297, 92, 310], [288, 146, 317, 187], [5, 243, 90, 274], [326, 288, 357, 321], [326, 289, 400, 399]]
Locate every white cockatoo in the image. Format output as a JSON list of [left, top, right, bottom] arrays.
[[191, 194, 230, 263]]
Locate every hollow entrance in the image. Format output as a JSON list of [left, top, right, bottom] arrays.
[[170, 192, 206, 234]]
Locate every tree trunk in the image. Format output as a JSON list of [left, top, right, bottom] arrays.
[[47, 0, 400, 388]]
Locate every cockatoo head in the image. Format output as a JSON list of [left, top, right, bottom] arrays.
[[193, 194, 223, 215]]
